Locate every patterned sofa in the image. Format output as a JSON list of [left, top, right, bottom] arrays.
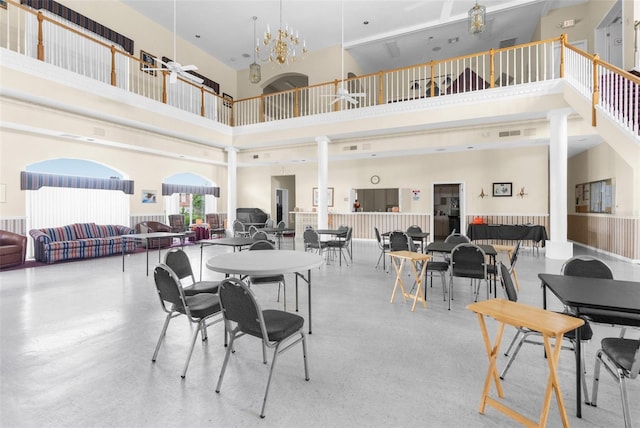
[[29, 223, 136, 264]]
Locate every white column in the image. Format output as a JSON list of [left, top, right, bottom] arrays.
[[545, 108, 573, 260], [225, 147, 238, 234], [316, 136, 330, 229]]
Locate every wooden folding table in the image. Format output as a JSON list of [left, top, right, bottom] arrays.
[[467, 299, 584, 427], [388, 250, 431, 311]]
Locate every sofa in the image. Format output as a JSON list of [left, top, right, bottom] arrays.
[[135, 221, 174, 248], [29, 223, 136, 264], [0, 230, 28, 269]]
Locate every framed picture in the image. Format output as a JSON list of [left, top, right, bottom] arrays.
[[140, 50, 156, 75], [223, 92, 233, 108], [312, 187, 334, 207], [141, 189, 157, 203], [492, 182, 512, 197]]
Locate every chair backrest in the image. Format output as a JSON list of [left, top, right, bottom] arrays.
[[303, 229, 320, 245], [561, 256, 614, 279], [277, 220, 286, 230], [407, 225, 422, 234], [153, 264, 188, 311], [164, 248, 196, 284], [168, 214, 186, 231], [249, 240, 276, 251], [206, 213, 221, 229], [344, 227, 353, 243], [252, 231, 269, 241], [389, 231, 410, 251], [218, 277, 267, 340], [450, 243, 487, 279], [499, 262, 518, 302], [232, 220, 245, 236], [374, 227, 383, 244], [510, 241, 521, 267], [265, 218, 275, 228], [247, 225, 259, 237], [445, 232, 470, 244], [631, 341, 640, 379]]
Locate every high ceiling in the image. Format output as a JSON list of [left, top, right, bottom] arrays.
[[121, 0, 588, 75]]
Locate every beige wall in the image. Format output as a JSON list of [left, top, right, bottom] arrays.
[[568, 141, 636, 216], [237, 145, 549, 215]]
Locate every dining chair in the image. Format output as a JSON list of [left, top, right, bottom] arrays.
[[164, 248, 220, 296], [264, 218, 275, 228], [487, 241, 521, 290], [205, 213, 226, 239], [498, 261, 593, 402], [168, 214, 188, 233], [303, 229, 327, 259], [326, 227, 352, 266], [152, 264, 223, 378], [277, 220, 295, 250], [448, 243, 489, 310], [247, 225, 260, 237], [252, 230, 270, 242], [591, 337, 640, 428], [247, 240, 286, 309], [215, 277, 309, 419], [232, 220, 249, 237], [442, 231, 471, 264], [388, 230, 411, 252], [406, 225, 424, 252], [374, 227, 390, 270]]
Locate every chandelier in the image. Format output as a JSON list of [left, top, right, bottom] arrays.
[[468, 1, 486, 35], [257, 0, 307, 65], [250, 16, 261, 83]]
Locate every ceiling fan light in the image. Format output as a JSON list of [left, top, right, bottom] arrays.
[[468, 2, 486, 35], [250, 62, 261, 84]]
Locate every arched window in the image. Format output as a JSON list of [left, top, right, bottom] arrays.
[[163, 173, 219, 225]]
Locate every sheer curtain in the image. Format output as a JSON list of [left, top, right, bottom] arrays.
[[25, 187, 129, 257]]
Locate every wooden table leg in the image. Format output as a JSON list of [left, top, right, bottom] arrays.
[[409, 259, 428, 311], [539, 333, 571, 428], [476, 314, 505, 413], [390, 258, 408, 304]]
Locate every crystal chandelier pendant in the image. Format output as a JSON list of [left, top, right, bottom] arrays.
[[250, 16, 261, 83], [256, 0, 306, 66], [468, 2, 486, 35]]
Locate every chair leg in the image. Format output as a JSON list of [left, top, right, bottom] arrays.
[[181, 321, 202, 379], [503, 330, 522, 357], [448, 276, 453, 310], [301, 332, 310, 381], [261, 341, 281, 418], [579, 342, 590, 404], [152, 313, 172, 362], [216, 328, 238, 393], [500, 331, 529, 379], [440, 272, 447, 301], [591, 350, 603, 407], [619, 376, 632, 428]]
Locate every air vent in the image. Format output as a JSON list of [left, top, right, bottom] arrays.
[[343, 145, 358, 151], [499, 38, 517, 48], [498, 130, 522, 138], [252, 154, 259, 159]]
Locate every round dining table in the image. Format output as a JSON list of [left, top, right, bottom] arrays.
[[206, 250, 324, 333]]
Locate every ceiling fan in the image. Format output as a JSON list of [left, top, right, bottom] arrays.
[[146, 0, 203, 85], [325, 0, 365, 105]]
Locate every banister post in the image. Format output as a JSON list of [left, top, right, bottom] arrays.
[[294, 88, 299, 117], [489, 49, 495, 89], [333, 80, 339, 112], [200, 87, 205, 117], [592, 54, 600, 127], [110, 45, 117, 86], [37, 11, 44, 61], [162, 70, 168, 104], [260, 95, 265, 123], [429, 61, 435, 97], [560, 34, 566, 78], [378, 72, 383, 105]]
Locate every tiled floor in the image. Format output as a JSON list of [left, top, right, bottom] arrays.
[[1, 240, 638, 427]]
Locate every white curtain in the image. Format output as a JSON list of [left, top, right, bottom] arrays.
[[25, 9, 129, 89], [26, 187, 130, 257]]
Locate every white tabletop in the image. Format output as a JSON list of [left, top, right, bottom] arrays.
[[207, 250, 324, 276]]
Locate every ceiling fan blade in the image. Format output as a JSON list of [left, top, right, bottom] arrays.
[[181, 64, 198, 72], [345, 96, 359, 105], [351, 92, 366, 97], [330, 97, 340, 105], [181, 72, 204, 84], [169, 71, 178, 84]]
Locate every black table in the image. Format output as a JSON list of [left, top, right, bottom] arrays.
[[383, 231, 430, 252], [539, 273, 640, 418], [467, 224, 548, 247]]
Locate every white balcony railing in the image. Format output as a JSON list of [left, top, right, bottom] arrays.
[[1, 0, 638, 136]]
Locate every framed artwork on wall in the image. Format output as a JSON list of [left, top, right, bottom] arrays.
[[312, 187, 334, 207], [141, 189, 157, 203], [223, 93, 233, 108], [492, 182, 512, 197], [140, 50, 156, 75]]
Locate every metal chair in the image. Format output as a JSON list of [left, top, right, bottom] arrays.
[[374, 227, 389, 270], [164, 248, 220, 295], [205, 213, 226, 239], [326, 226, 352, 266], [215, 277, 309, 419], [247, 225, 260, 237], [591, 337, 640, 428], [277, 220, 295, 250], [303, 229, 327, 260], [406, 225, 424, 252], [168, 214, 188, 233], [232, 219, 249, 237], [152, 264, 223, 378], [247, 240, 286, 310], [498, 261, 593, 402], [448, 243, 489, 310]]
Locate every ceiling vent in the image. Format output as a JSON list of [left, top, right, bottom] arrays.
[[499, 130, 521, 138], [343, 145, 358, 151], [252, 154, 259, 159], [499, 38, 517, 48]]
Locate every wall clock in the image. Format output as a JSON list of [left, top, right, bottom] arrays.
[[370, 175, 380, 184]]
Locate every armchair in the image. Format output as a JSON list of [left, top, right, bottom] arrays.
[[135, 221, 174, 248], [0, 230, 27, 269]]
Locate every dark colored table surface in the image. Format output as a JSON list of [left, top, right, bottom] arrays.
[[467, 224, 548, 244], [539, 273, 640, 315], [426, 241, 497, 256]]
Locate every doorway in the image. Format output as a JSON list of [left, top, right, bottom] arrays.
[[432, 183, 463, 241], [272, 175, 295, 227], [595, 0, 623, 68]]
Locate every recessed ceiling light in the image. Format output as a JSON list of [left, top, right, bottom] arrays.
[[242, 53, 250, 58], [435, 148, 446, 152], [363, 21, 369, 25], [467, 146, 474, 149], [432, 46, 441, 52], [448, 37, 459, 44], [195, 34, 201, 39]]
